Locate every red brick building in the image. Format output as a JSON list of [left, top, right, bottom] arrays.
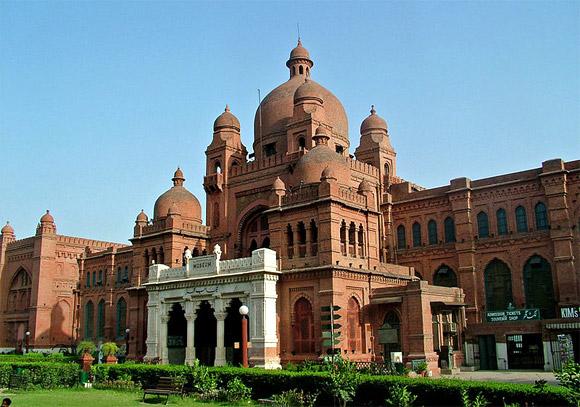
[[1, 41, 578, 372]]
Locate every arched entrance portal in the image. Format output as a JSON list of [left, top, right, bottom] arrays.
[[379, 310, 401, 363], [167, 303, 186, 364], [195, 301, 217, 366], [224, 298, 249, 366]]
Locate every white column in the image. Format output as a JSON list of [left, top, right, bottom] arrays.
[[542, 341, 553, 372], [159, 315, 169, 364], [185, 300, 197, 365], [214, 311, 227, 366], [496, 342, 508, 370], [145, 301, 159, 361]]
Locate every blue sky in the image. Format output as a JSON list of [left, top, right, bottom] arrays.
[[1, 1, 578, 243]]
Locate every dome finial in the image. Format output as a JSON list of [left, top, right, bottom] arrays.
[[225, 104, 230, 112], [370, 105, 376, 115], [172, 167, 185, 186]]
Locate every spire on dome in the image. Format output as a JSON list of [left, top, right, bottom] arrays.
[[225, 104, 230, 112], [370, 105, 376, 115], [172, 167, 185, 186]]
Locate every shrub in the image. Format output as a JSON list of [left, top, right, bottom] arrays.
[[555, 361, 580, 406], [221, 377, 252, 402], [272, 389, 318, 407], [0, 361, 80, 389], [77, 340, 96, 355], [413, 361, 428, 374], [323, 356, 359, 407], [385, 384, 417, 407]]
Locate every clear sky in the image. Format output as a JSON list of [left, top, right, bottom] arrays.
[[1, 1, 579, 244]]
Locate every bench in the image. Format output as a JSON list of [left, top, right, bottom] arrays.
[[142, 376, 184, 405]]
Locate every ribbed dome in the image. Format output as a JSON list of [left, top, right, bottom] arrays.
[[153, 170, 202, 223], [1, 222, 14, 235], [289, 39, 310, 60], [136, 210, 148, 222], [360, 105, 387, 134], [294, 144, 350, 185], [294, 79, 324, 104], [40, 210, 54, 224], [358, 179, 374, 193], [214, 105, 240, 132], [254, 77, 347, 141]]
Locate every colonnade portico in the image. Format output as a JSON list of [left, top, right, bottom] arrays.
[[144, 247, 281, 369]]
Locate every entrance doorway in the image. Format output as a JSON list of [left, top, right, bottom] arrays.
[[195, 301, 216, 366], [507, 334, 544, 369], [379, 311, 401, 363], [478, 335, 497, 370], [224, 298, 246, 366], [167, 303, 186, 365]]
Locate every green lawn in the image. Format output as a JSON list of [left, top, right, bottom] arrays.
[[0, 388, 256, 407]]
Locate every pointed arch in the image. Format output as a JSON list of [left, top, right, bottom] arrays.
[[428, 219, 438, 245], [535, 202, 548, 230], [524, 255, 556, 318], [84, 301, 94, 339], [433, 264, 458, 287], [347, 297, 362, 353], [515, 206, 528, 233], [293, 297, 314, 354], [484, 259, 513, 311], [340, 220, 347, 255], [412, 222, 422, 247], [477, 211, 489, 238], [97, 299, 106, 339], [496, 208, 508, 235], [397, 225, 406, 249], [116, 297, 127, 338], [7, 268, 32, 312], [444, 217, 456, 243]]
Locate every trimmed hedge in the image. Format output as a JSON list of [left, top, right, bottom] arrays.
[[92, 364, 572, 406], [0, 353, 77, 364], [0, 361, 81, 389]]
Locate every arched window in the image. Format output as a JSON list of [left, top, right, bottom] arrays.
[[97, 270, 103, 286], [287, 224, 294, 258], [384, 163, 390, 187], [159, 247, 165, 265], [123, 266, 129, 283], [347, 297, 362, 353], [261, 237, 270, 248], [298, 137, 306, 149], [213, 202, 220, 228], [397, 225, 406, 250], [214, 161, 222, 174], [433, 265, 458, 287], [380, 311, 401, 352], [151, 248, 157, 264], [7, 268, 32, 312], [357, 225, 365, 257], [299, 65, 304, 75], [86, 272, 90, 288], [348, 222, 356, 256], [249, 239, 257, 252], [515, 206, 528, 233], [444, 217, 456, 243], [84, 301, 94, 339], [535, 202, 548, 230], [116, 297, 127, 338], [340, 221, 347, 255], [293, 298, 314, 354], [477, 211, 489, 238], [524, 256, 556, 318], [144, 250, 150, 268], [229, 160, 239, 174], [192, 248, 200, 257], [484, 259, 513, 311], [297, 222, 306, 257], [496, 208, 508, 235], [92, 271, 96, 287], [310, 220, 318, 256], [412, 222, 422, 247], [97, 299, 106, 339], [242, 209, 270, 257], [428, 220, 438, 245], [116, 267, 121, 285]]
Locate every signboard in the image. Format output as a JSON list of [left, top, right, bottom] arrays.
[[378, 328, 399, 344], [485, 308, 540, 323], [559, 306, 580, 319]]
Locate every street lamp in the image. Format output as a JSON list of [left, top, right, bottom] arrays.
[[125, 328, 130, 357], [239, 305, 249, 368], [25, 331, 30, 354]]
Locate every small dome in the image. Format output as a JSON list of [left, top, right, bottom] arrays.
[[289, 39, 310, 60], [321, 166, 336, 181], [294, 143, 350, 185], [294, 79, 324, 104], [1, 221, 14, 235], [360, 105, 387, 134], [167, 202, 180, 216], [358, 179, 374, 193], [272, 177, 286, 191], [136, 210, 148, 222], [213, 105, 240, 132], [40, 210, 54, 224], [154, 170, 202, 223], [174, 167, 184, 180]]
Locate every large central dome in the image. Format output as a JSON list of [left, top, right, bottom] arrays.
[[253, 41, 348, 153]]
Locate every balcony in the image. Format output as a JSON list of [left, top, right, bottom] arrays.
[[203, 173, 224, 193]]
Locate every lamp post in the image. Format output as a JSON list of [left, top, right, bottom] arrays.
[[125, 328, 130, 357], [239, 305, 249, 368], [25, 331, 30, 354]]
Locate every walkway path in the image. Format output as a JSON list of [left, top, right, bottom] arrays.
[[445, 370, 558, 385]]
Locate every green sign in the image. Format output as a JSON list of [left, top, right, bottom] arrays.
[[485, 308, 540, 323], [559, 306, 580, 319], [321, 305, 341, 312], [322, 323, 342, 330], [322, 331, 341, 339], [322, 339, 341, 346]]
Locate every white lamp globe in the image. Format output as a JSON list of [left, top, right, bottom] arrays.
[[239, 305, 249, 316]]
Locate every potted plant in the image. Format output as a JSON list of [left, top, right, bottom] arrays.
[[77, 340, 96, 373], [102, 342, 119, 364], [414, 360, 429, 377]]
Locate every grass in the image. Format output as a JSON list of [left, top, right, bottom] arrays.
[[0, 388, 256, 406]]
